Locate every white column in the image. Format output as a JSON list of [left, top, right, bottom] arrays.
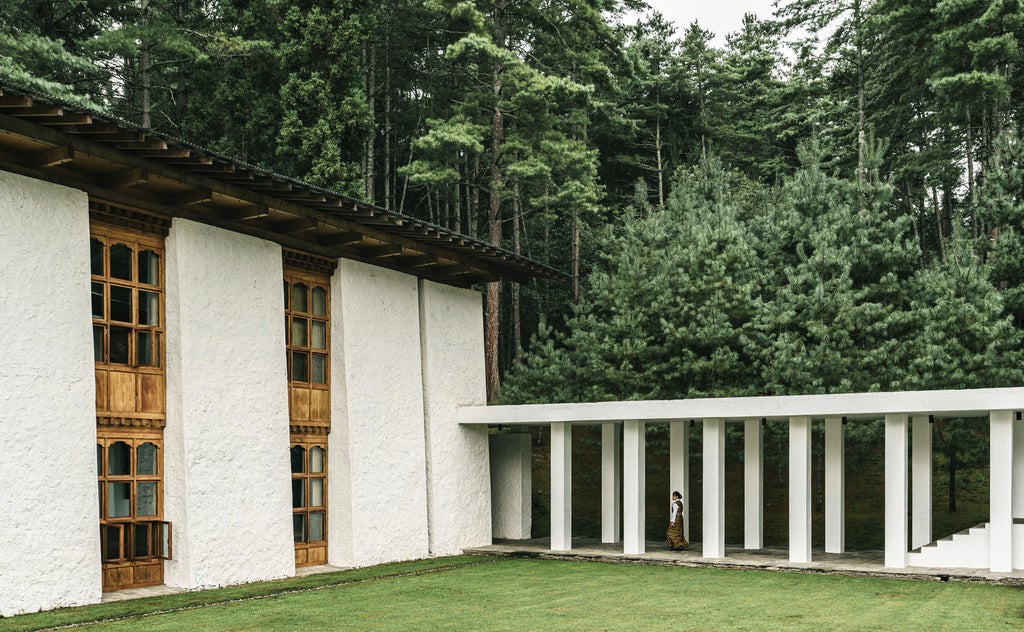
[[824, 416, 844, 554], [550, 422, 572, 551], [911, 415, 932, 550], [623, 420, 646, 555], [744, 418, 763, 550], [1014, 416, 1024, 521], [602, 422, 622, 544], [703, 418, 726, 558], [885, 413, 908, 568], [991, 410, 1014, 573], [789, 416, 812, 563], [670, 420, 690, 541]]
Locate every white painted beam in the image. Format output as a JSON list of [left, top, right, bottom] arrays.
[[789, 416, 812, 563], [911, 415, 932, 550], [991, 410, 1013, 573], [623, 420, 646, 555], [885, 413, 908, 568], [601, 422, 621, 544], [550, 422, 572, 551], [744, 418, 763, 550], [703, 418, 726, 559], [825, 416, 844, 554], [670, 420, 690, 541]]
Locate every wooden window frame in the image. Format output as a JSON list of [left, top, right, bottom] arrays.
[[291, 438, 328, 549], [97, 432, 170, 562]]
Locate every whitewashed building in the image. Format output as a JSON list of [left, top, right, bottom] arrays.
[[0, 83, 556, 617]]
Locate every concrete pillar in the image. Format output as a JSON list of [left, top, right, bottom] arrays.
[[911, 415, 932, 550], [1014, 416, 1024, 522], [670, 421, 691, 541], [824, 416, 844, 554], [885, 413, 908, 568], [703, 418, 726, 558], [623, 420, 646, 555], [744, 418, 763, 550], [990, 410, 1014, 573], [601, 423, 622, 544], [789, 416, 812, 563], [550, 422, 572, 551], [489, 433, 532, 540]]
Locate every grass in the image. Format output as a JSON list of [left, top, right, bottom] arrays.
[[4, 556, 1023, 631]]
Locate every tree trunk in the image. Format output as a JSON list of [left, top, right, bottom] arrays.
[[655, 115, 665, 208], [572, 206, 580, 302], [364, 41, 376, 203], [384, 35, 392, 210], [140, 0, 152, 128], [485, 0, 507, 402], [512, 183, 522, 365], [855, 0, 865, 185], [932, 185, 944, 262]]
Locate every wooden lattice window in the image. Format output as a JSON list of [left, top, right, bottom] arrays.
[[97, 435, 171, 563]]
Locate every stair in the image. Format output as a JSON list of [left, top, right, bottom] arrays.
[[907, 523, 989, 568]]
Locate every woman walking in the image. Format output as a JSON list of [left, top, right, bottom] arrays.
[[667, 491, 688, 551]]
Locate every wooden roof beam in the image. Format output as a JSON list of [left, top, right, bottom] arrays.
[[318, 231, 363, 247], [360, 244, 403, 259], [64, 123, 120, 135], [171, 187, 214, 207], [397, 254, 436, 268], [102, 167, 149, 190], [9, 105, 62, 117], [41, 113, 93, 126], [0, 94, 32, 108], [277, 217, 319, 236], [29, 144, 74, 169], [218, 203, 269, 222]]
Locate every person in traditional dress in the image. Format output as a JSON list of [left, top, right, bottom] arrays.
[[666, 490, 688, 551]]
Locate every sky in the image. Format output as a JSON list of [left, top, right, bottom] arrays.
[[639, 0, 779, 44]]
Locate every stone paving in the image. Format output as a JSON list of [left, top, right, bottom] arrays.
[[465, 538, 1024, 586]]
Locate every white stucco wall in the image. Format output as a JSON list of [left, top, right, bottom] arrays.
[[0, 172, 100, 616], [164, 218, 293, 589], [330, 259, 429, 567], [489, 433, 533, 539], [419, 280, 490, 555]]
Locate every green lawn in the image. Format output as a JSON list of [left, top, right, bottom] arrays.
[[4, 556, 1023, 631]]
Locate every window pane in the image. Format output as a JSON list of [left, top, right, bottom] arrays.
[[137, 331, 153, 366], [291, 351, 308, 382], [310, 446, 324, 473], [137, 482, 158, 516], [312, 287, 327, 316], [310, 478, 324, 507], [97, 444, 103, 475], [91, 238, 104, 276], [93, 326, 104, 362], [108, 442, 130, 475], [293, 514, 306, 543], [102, 525, 123, 561], [107, 482, 131, 517], [311, 321, 326, 350], [138, 250, 159, 285], [109, 327, 130, 364], [155, 333, 161, 368], [291, 318, 308, 347], [110, 244, 132, 281], [91, 282, 104, 318], [290, 446, 305, 474], [291, 283, 308, 312], [159, 522, 171, 558], [311, 354, 326, 384], [139, 291, 159, 326], [284, 281, 289, 309], [134, 523, 153, 557], [309, 511, 325, 542], [137, 443, 157, 475], [110, 286, 132, 322], [292, 478, 305, 508]]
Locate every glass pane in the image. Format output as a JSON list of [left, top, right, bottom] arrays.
[[284, 281, 289, 309], [109, 327, 130, 364], [293, 514, 306, 543], [290, 446, 305, 474], [134, 523, 153, 557], [102, 525, 122, 561], [98, 481, 103, 515], [159, 522, 171, 558], [110, 286, 132, 322], [311, 321, 326, 350], [93, 326, 104, 362], [312, 287, 327, 316], [108, 442, 130, 475], [139, 291, 159, 326], [309, 511, 325, 542], [291, 351, 308, 382], [310, 446, 324, 473], [311, 354, 326, 384], [139, 250, 159, 285], [291, 283, 308, 312], [107, 482, 131, 517], [292, 478, 305, 508], [137, 443, 157, 475], [110, 244, 132, 281], [137, 331, 153, 366], [97, 444, 103, 475], [291, 318, 308, 347], [91, 238, 104, 276], [91, 282, 104, 318], [137, 482, 158, 516], [310, 478, 324, 507], [155, 333, 161, 368]]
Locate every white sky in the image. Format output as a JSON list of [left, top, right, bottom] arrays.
[[639, 0, 779, 44]]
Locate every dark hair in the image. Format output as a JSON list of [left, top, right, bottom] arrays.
[[672, 491, 681, 499]]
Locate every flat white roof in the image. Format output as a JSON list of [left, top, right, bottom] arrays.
[[457, 387, 1024, 425]]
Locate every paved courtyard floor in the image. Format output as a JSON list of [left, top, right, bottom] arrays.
[[465, 538, 1024, 586]]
